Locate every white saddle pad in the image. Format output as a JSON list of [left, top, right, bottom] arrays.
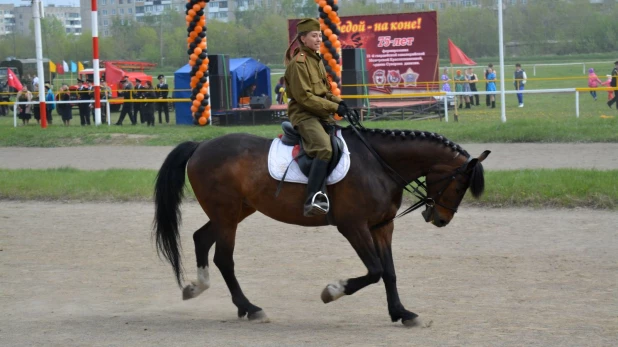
[[268, 129, 351, 185]]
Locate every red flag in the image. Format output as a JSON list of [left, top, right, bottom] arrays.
[[57, 61, 64, 74], [448, 39, 476, 65], [7, 68, 23, 91]]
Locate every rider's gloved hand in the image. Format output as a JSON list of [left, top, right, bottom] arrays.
[[336, 101, 348, 117]]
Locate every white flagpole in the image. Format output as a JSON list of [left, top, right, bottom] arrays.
[[498, 0, 506, 123]]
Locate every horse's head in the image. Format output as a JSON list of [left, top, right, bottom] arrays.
[[422, 150, 490, 227]]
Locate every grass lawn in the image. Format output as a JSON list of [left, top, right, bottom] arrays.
[[0, 168, 615, 209]]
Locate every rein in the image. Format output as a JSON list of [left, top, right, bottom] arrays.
[[343, 110, 466, 231]]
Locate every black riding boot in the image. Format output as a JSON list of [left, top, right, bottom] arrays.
[[465, 102, 471, 109], [304, 159, 330, 217], [491, 101, 496, 108]]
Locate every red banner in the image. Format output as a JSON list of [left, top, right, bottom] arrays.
[[289, 12, 439, 95]]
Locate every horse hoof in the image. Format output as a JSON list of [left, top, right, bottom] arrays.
[[402, 317, 433, 328], [321, 280, 347, 303], [248, 310, 270, 323], [182, 282, 208, 300]]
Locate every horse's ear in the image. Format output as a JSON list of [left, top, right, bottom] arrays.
[[477, 150, 491, 163], [465, 158, 478, 171]]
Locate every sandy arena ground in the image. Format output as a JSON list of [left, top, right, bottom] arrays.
[[0, 144, 617, 346]]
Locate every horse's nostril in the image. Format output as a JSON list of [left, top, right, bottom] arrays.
[[438, 219, 447, 226]]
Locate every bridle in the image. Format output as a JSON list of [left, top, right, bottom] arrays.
[[343, 110, 471, 231]]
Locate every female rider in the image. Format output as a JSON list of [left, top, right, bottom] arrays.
[[284, 18, 348, 217]]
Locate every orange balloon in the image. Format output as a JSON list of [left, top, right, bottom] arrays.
[[189, 31, 197, 38], [198, 117, 207, 125], [328, 11, 337, 19], [320, 45, 328, 54], [323, 52, 332, 61], [333, 0, 338, 4], [203, 58, 210, 65], [203, 110, 211, 118], [191, 106, 198, 113], [205, 104, 211, 111], [194, 47, 202, 55], [329, 34, 338, 43], [330, 81, 338, 90], [196, 70, 204, 78], [333, 40, 341, 49], [190, 53, 197, 61], [188, 9, 196, 16], [193, 4, 200, 11], [193, 99, 201, 107], [199, 64, 207, 72], [324, 28, 333, 37], [189, 59, 196, 66], [324, 5, 332, 13], [199, 42, 206, 49], [333, 88, 341, 96], [329, 59, 338, 68], [195, 26, 203, 33], [314, 0, 319, 3], [318, 0, 326, 7], [185, 15, 193, 22], [196, 93, 204, 101], [203, 82, 210, 88]]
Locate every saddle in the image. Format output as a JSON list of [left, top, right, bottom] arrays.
[[279, 121, 344, 177]]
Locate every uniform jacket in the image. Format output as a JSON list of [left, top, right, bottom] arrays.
[[156, 83, 169, 99], [284, 45, 342, 126], [611, 67, 617, 88]]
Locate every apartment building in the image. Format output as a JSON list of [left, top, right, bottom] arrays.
[[0, 4, 81, 36], [0, 4, 16, 36]]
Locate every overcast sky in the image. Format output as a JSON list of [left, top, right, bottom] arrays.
[[0, 0, 80, 7]]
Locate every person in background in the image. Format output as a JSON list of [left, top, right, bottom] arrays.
[[487, 67, 497, 109], [242, 83, 257, 98], [514, 63, 527, 107], [96, 78, 112, 123], [77, 78, 90, 126], [155, 74, 170, 124], [16, 85, 32, 125], [115, 76, 136, 126], [142, 80, 156, 126], [274, 77, 285, 105], [45, 84, 55, 124], [134, 78, 144, 123], [607, 60, 618, 110], [467, 68, 480, 106], [601, 74, 614, 102], [485, 63, 493, 106], [441, 67, 451, 92], [57, 84, 72, 126], [587, 68, 603, 101], [454, 70, 466, 109]]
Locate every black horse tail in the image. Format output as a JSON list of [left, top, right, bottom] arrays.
[[153, 141, 200, 288]]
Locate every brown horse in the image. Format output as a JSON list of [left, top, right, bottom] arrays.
[[154, 126, 489, 326]]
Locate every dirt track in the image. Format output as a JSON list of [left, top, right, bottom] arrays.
[[1, 202, 616, 346], [2, 143, 618, 170], [0, 144, 617, 346]]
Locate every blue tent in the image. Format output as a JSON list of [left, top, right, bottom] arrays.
[[173, 58, 271, 125]]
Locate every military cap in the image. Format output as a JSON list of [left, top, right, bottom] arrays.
[[77, 78, 83, 83], [86, 78, 93, 83], [100, 78, 106, 83], [157, 74, 164, 79], [44, 84, 51, 90], [135, 78, 141, 83], [297, 18, 320, 34], [122, 75, 129, 79]]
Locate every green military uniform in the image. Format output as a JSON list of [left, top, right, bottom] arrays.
[[285, 32, 341, 161]]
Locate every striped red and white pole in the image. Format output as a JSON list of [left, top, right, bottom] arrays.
[[91, 0, 102, 125]]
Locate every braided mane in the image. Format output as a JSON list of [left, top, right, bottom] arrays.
[[344, 126, 470, 158]]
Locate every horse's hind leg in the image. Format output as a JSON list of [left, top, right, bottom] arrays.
[[183, 205, 256, 301], [209, 204, 266, 321], [182, 221, 216, 300]]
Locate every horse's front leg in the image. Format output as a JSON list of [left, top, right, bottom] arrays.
[[372, 222, 430, 328], [321, 224, 383, 303]]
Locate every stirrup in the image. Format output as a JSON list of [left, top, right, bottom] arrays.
[[306, 191, 330, 215]]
